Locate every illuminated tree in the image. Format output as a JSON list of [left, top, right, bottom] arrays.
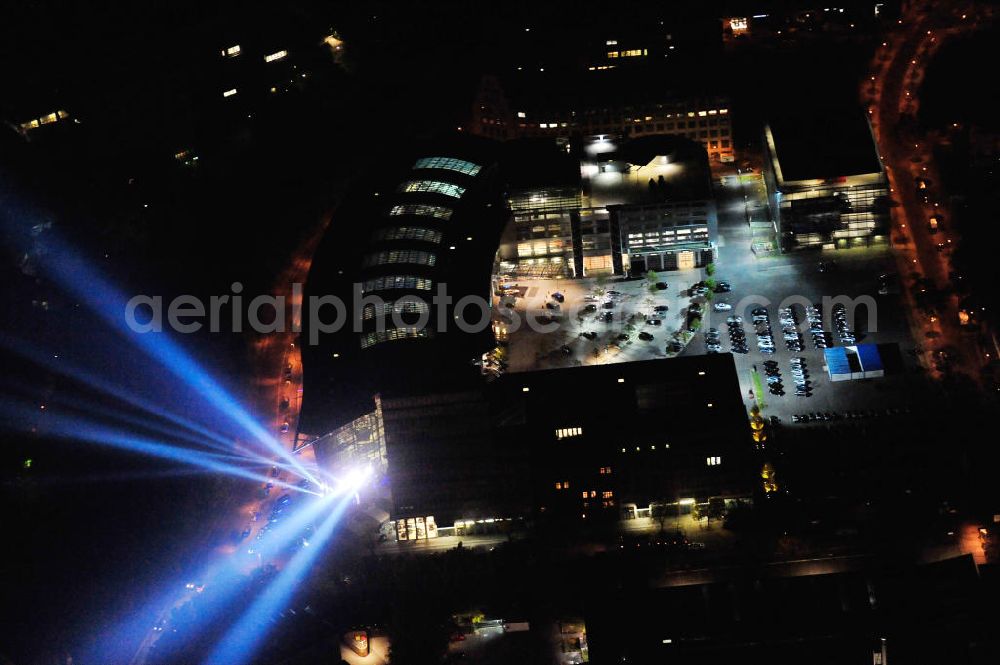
[[650, 502, 674, 531], [761, 462, 778, 494], [646, 270, 659, 293]]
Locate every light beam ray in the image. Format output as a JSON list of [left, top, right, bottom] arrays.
[[1, 335, 239, 454], [203, 493, 356, 665], [0, 195, 319, 484], [84, 491, 342, 664], [0, 399, 314, 495]]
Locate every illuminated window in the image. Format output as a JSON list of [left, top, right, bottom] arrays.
[[555, 482, 562, 490], [517, 111, 526, 118], [599, 466, 612, 475], [389, 203, 453, 221], [264, 49, 288, 63], [373, 226, 443, 244], [362, 250, 437, 267], [360, 327, 432, 349], [555, 427, 583, 440], [39, 112, 58, 125], [581, 491, 588, 498], [399, 180, 466, 198], [602, 491, 613, 499], [223, 88, 238, 98], [706, 456, 722, 466], [607, 51, 619, 58], [362, 300, 430, 320], [590, 490, 597, 498], [360, 275, 433, 293], [413, 157, 482, 176], [563, 480, 569, 489], [223, 44, 241, 57]]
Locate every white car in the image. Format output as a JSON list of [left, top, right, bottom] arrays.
[[713, 302, 733, 312]]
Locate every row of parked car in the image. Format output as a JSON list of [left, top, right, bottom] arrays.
[[725, 315, 749, 354], [778, 306, 805, 353], [751, 307, 776, 355], [831, 303, 857, 345], [804, 304, 833, 350], [792, 406, 911, 423], [789, 357, 813, 397], [762, 359, 786, 396]]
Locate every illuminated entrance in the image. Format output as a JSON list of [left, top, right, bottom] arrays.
[[677, 251, 696, 270]]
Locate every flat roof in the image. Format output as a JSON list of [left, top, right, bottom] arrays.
[[767, 109, 883, 183]]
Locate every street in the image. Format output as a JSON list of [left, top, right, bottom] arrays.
[[866, 0, 991, 384]]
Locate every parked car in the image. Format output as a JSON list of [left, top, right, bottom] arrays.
[[655, 282, 668, 290], [638, 331, 654, 341], [552, 292, 565, 302], [713, 302, 732, 312]]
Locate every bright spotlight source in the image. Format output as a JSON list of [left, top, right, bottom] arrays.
[[321, 466, 374, 497], [345, 466, 372, 490]]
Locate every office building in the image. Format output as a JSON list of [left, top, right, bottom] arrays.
[[501, 134, 717, 278], [763, 109, 890, 251], [470, 72, 735, 164]]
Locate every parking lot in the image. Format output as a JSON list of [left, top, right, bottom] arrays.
[[498, 273, 704, 373], [496, 174, 925, 425], [681, 175, 925, 423]]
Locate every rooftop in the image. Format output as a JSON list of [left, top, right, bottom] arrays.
[[584, 134, 714, 207], [766, 108, 883, 184]]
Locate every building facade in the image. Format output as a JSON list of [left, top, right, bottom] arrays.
[[615, 200, 716, 273], [763, 111, 890, 251], [375, 354, 754, 533], [470, 74, 735, 164], [502, 135, 717, 278]]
